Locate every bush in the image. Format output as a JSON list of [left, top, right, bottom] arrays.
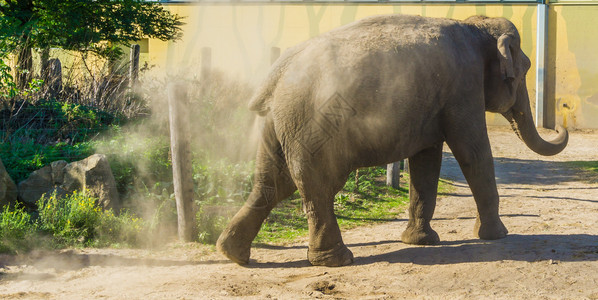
[[193, 157, 253, 205], [38, 190, 102, 246], [94, 210, 144, 248], [0, 204, 39, 253], [37, 190, 143, 248], [0, 98, 121, 183], [196, 206, 229, 244], [94, 129, 173, 197], [0, 140, 94, 183]]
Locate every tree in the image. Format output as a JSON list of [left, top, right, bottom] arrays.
[[0, 0, 184, 88]]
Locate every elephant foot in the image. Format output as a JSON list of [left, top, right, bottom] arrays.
[[401, 225, 440, 245], [474, 217, 508, 240], [307, 243, 354, 267], [216, 229, 251, 265], [216, 205, 268, 265]]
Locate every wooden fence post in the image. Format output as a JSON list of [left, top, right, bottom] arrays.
[[200, 47, 212, 97], [201, 47, 211, 80], [270, 47, 281, 65], [168, 82, 195, 242], [40, 48, 50, 79], [46, 58, 62, 99], [129, 44, 140, 89], [386, 162, 400, 189]]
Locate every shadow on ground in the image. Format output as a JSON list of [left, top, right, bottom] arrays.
[[354, 234, 598, 265], [247, 234, 598, 269], [441, 152, 591, 186]]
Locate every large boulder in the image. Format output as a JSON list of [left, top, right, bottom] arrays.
[[17, 154, 120, 211], [17, 165, 56, 207], [62, 154, 120, 211], [0, 159, 17, 207]]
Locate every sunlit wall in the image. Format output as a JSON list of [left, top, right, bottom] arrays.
[[547, 4, 598, 129], [144, 2, 598, 128]]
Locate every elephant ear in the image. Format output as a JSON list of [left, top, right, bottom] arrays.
[[497, 34, 515, 80]]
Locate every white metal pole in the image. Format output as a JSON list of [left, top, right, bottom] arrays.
[[535, 3, 549, 128]]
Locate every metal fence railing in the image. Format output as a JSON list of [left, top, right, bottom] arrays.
[[156, 0, 547, 4]]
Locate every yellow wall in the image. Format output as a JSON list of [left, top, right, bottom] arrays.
[[547, 5, 598, 129], [147, 4, 539, 126]]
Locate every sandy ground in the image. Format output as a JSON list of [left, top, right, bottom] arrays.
[[1, 126, 597, 299]]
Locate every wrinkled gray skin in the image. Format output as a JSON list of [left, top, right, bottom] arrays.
[[217, 15, 568, 267]]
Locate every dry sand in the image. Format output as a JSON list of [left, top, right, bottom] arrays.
[[1, 126, 597, 299]]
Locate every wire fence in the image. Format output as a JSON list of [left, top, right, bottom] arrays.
[[0, 45, 146, 185]]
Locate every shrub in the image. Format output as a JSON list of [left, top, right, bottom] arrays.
[[38, 190, 102, 246], [0, 204, 39, 253], [196, 205, 234, 244], [193, 158, 253, 205], [37, 190, 143, 247], [94, 210, 144, 248], [0, 58, 18, 99], [0, 98, 120, 182], [0, 140, 94, 183]]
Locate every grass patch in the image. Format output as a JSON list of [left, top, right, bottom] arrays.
[[568, 161, 598, 173], [335, 168, 409, 230], [0, 99, 120, 183], [255, 195, 308, 243], [0, 204, 40, 254], [567, 161, 598, 182], [0, 140, 95, 183], [254, 167, 453, 245], [0, 190, 144, 254], [38, 190, 144, 248]]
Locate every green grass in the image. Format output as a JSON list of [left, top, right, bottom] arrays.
[[569, 161, 598, 173], [0, 140, 95, 183], [0, 190, 144, 254], [0, 99, 120, 183], [567, 161, 598, 182], [0, 204, 40, 254], [255, 196, 308, 243]]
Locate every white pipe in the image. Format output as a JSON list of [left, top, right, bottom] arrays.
[[535, 3, 548, 128]]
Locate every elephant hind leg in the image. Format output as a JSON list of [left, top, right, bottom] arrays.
[[401, 143, 442, 245], [289, 165, 353, 267], [303, 188, 354, 266], [217, 118, 297, 265]]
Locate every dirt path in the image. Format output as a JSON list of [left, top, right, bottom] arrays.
[[1, 126, 597, 299]]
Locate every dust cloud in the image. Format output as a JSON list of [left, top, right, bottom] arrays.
[[89, 68, 262, 247]]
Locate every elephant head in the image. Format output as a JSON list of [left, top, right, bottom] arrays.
[[467, 16, 568, 156]]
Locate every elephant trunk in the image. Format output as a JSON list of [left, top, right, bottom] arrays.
[[502, 84, 568, 156]]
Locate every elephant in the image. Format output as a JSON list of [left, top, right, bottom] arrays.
[[216, 14, 568, 267]]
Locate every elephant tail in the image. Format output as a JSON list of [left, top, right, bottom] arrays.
[[248, 45, 305, 116], [247, 75, 277, 116]]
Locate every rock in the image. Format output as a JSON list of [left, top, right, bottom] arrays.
[[17, 154, 120, 211], [62, 154, 120, 211], [0, 159, 17, 207], [51, 160, 68, 185], [18, 165, 54, 207], [17, 160, 69, 207]]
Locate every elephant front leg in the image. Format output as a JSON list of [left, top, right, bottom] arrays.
[[401, 143, 442, 245], [446, 130, 508, 240]]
